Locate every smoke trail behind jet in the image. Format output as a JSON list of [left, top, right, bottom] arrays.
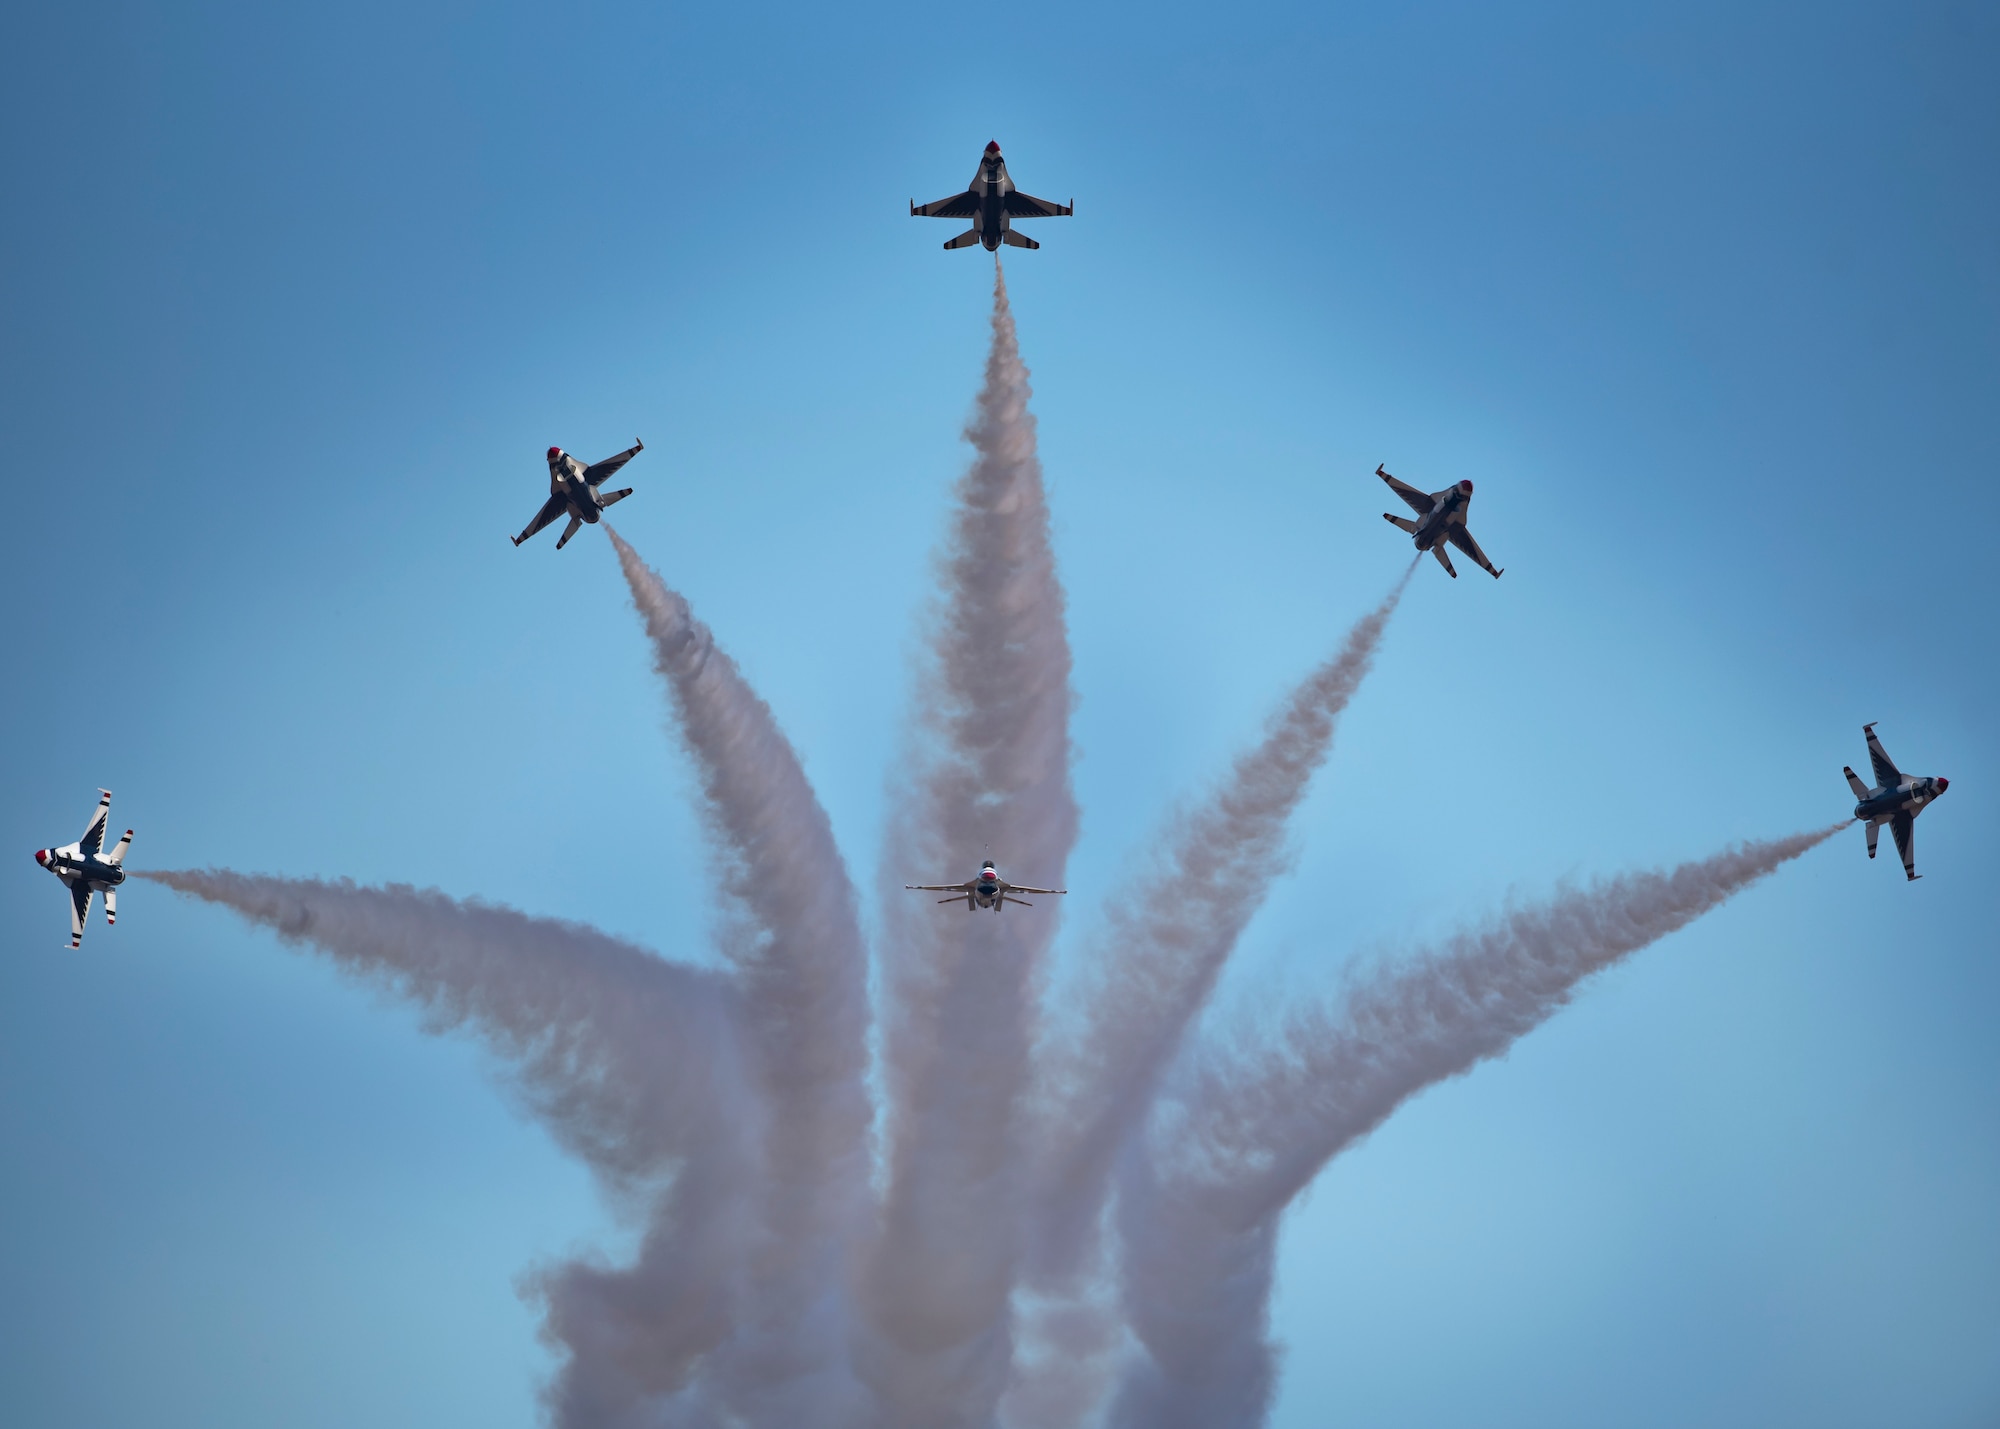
[[135, 868, 758, 1425], [865, 260, 1080, 1429], [1109, 822, 1849, 1429], [608, 527, 875, 1428], [1026, 561, 1418, 1291]]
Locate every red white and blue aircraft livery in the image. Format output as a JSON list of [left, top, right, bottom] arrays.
[[907, 861, 1067, 912], [512, 440, 644, 550], [34, 788, 131, 948], [1377, 464, 1505, 580], [1845, 723, 1949, 881], [911, 142, 1073, 252]]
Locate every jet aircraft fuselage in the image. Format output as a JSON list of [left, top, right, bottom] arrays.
[[911, 142, 1073, 252], [1844, 723, 1948, 880], [513, 441, 645, 550], [34, 788, 132, 948], [1376, 466, 1504, 579], [906, 862, 1067, 912]]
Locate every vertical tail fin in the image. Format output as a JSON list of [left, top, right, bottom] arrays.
[[104, 887, 118, 926], [1864, 821, 1879, 859], [105, 829, 133, 867]]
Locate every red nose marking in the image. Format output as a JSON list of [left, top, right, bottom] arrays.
[[547, 446, 562, 460], [1459, 479, 1474, 493], [34, 849, 46, 864], [986, 140, 1001, 153], [1937, 777, 1949, 792]]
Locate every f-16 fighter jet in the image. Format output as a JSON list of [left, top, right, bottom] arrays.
[[512, 440, 644, 550], [911, 141, 1073, 252], [1377, 465, 1504, 579], [1845, 723, 1949, 881], [906, 860, 1067, 912], [33, 788, 132, 949]]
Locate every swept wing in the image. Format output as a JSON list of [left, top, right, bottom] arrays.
[[1445, 524, 1504, 579], [69, 882, 94, 948], [1864, 724, 1902, 787], [912, 191, 982, 219], [1891, 811, 1918, 880], [584, 441, 644, 486], [514, 493, 568, 546], [77, 789, 112, 858], [1003, 191, 1072, 218], [1376, 466, 1435, 514]]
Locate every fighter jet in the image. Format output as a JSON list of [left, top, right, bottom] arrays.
[[33, 788, 132, 949], [911, 142, 1073, 252], [1845, 723, 1949, 881], [906, 860, 1067, 912], [512, 440, 644, 550], [1377, 465, 1504, 579]]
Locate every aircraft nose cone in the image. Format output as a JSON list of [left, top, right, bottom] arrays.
[[986, 140, 1000, 152], [1937, 777, 1950, 793], [33, 849, 46, 865]]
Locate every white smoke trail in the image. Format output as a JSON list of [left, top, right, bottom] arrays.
[[135, 869, 758, 1425], [1025, 563, 1418, 1293], [1108, 822, 1849, 1429], [864, 259, 1080, 1429], [607, 527, 875, 1428]]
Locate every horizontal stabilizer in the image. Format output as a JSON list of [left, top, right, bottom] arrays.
[[598, 487, 633, 511], [1384, 513, 1419, 534], [1865, 821, 1879, 858], [554, 514, 585, 550], [105, 829, 133, 867], [1431, 543, 1458, 578], [944, 228, 983, 250], [1844, 766, 1871, 799], [105, 887, 117, 926], [1000, 229, 1040, 249]]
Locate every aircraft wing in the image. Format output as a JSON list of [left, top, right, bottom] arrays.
[[1003, 191, 1071, 218], [514, 493, 568, 546], [1864, 725, 1902, 787], [912, 191, 981, 218], [1445, 524, 1504, 579], [905, 882, 975, 892], [70, 882, 94, 947], [997, 882, 1066, 896], [1890, 810, 1918, 880], [77, 789, 111, 858], [584, 441, 643, 486], [1376, 467, 1435, 514]]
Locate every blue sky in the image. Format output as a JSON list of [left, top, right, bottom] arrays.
[[3, 1, 1996, 1425]]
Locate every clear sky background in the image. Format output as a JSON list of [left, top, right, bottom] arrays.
[[3, 1, 1996, 1425]]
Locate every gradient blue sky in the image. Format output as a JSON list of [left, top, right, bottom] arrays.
[[4, 2, 1996, 1425]]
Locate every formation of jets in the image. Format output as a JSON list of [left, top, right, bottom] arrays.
[[29, 141, 1959, 946], [906, 861, 1067, 912], [1846, 724, 1949, 881], [34, 789, 132, 948]]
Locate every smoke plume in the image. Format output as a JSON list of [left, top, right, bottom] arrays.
[[1026, 561, 1418, 1288], [864, 259, 1080, 1428], [134, 869, 756, 1424], [607, 528, 876, 1426], [1107, 822, 1849, 1429]]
